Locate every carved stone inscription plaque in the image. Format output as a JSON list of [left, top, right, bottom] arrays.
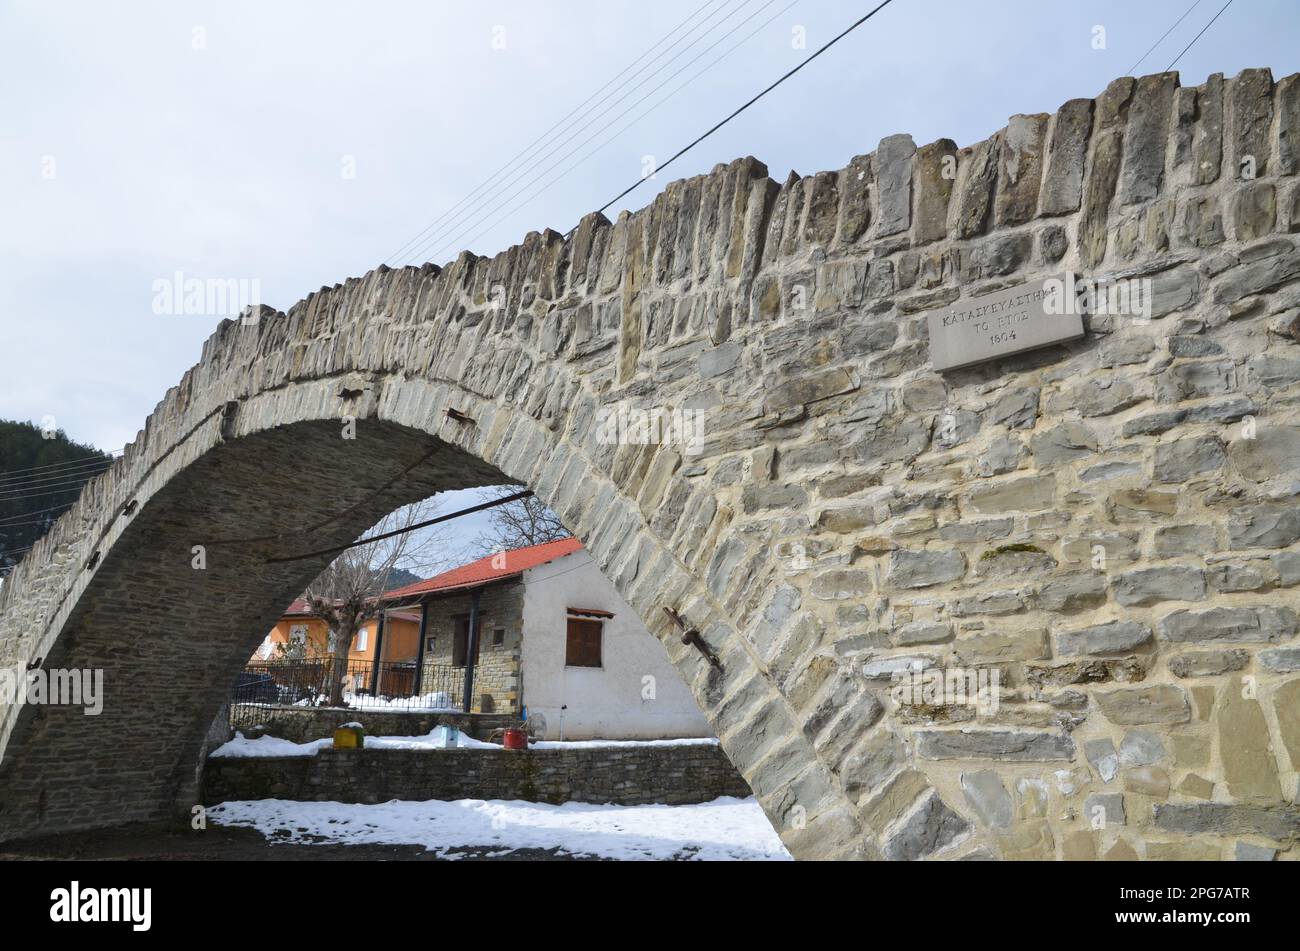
[[926, 278, 1084, 371]]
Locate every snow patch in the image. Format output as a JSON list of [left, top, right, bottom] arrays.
[[210, 728, 719, 758], [207, 796, 790, 861]]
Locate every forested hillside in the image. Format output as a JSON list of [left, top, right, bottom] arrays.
[[0, 421, 114, 577]]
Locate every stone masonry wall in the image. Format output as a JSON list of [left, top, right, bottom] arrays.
[[201, 743, 750, 808], [418, 582, 523, 714], [3, 66, 1300, 860]]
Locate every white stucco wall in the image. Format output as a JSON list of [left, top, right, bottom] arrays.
[[519, 549, 713, 740]]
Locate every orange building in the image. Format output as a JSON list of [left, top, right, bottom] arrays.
[[250, 600, 425, 665]]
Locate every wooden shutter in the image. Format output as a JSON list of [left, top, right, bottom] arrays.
[[565, 617, 603, 667]]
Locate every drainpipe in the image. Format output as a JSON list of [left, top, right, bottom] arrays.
[[414, 599, 429, 697], [462, 588, 481, 713], [369, 611, 386, 696]]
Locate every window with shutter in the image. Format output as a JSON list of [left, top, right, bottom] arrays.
[[565, 616, 603, 668]]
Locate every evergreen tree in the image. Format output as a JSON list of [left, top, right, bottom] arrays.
[[0, 420, 113, 577]]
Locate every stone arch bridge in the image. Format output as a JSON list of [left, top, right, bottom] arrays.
[[4, 67, 1300, 861]]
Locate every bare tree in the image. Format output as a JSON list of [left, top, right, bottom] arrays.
[[303, 498, 450, 707], [472, 484, 570, 556]]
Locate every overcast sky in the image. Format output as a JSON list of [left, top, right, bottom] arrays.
[[2, 0, 1296, 558]]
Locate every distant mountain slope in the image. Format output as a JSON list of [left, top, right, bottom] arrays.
[[0, 420, 114, 576], [384, 566, 423, 591]]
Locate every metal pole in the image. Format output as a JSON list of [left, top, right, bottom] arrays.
[[369, 611, 387, 696], [462, 589, 481, 713], [413, 600, 429, 698]]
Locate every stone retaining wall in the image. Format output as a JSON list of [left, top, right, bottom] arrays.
[[201, 743, 751, 807]]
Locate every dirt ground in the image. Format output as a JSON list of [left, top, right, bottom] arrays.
[[0, 822, 605, 861]]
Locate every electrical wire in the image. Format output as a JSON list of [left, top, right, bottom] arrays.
[[0, 485, 103, 503], [384, 0, 738, 265], [576, 0, 896, 233], [0, 451, 120, 484], [1127, 0, 1203, 75], [451, 0, 802, 259], [0, 501, 80, 525], [400, 0, 790, 266], [0, 470, 112, 498], [1166, 0, 1234, 71], [265, 490, 535, 564]]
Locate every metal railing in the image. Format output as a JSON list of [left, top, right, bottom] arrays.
[[228, 658, 469, 731]]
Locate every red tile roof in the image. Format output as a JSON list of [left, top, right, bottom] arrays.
[[382, 536, 583, 601]]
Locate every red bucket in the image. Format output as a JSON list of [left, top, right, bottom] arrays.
[[502, 728, 528, 750]]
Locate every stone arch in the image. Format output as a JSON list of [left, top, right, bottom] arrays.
[[5, 66, 1300, 860], [0, 363, 847, 853]]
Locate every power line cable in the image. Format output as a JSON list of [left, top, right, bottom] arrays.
[[0, 512, 75, 530], [0, 450, 121, 482], [203, 444, 447, 548], [384, 0, 737, 265], [0, 485, 102, 503], [1166, 0, 1234, 71], [4, 6, 901, 586], [266, 490, 536, 564], [1127, 0, 1203, 75], [575, 0, 896, 233], [0, 465, 114, 493], [0, 501, 81, 525], [0, 466, 114, 494], [397, 0, 762, 267], [0, 461, 112, 488], [0, 546, 37, 571], [402, 0, 787, 266], [0, 454, 113, 478], [0, 446, 121, 470], [451, 0, 802, 258], [0, 472, 111, 501], [379, 0, 738, 263]]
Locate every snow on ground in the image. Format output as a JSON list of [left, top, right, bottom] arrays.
[[528, 737, 718, 749], [212, 734, 335, 757], [293, 692, 457, 712], [207, 796, 791, 861], [210, 728, 721, 758]]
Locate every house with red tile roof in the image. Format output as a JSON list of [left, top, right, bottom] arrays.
[[379, 537, 711, 740], [248, 537, 711, 740]]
